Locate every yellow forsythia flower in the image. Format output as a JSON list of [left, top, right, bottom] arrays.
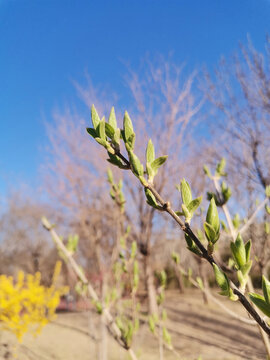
[[0, 261, 68, 342]]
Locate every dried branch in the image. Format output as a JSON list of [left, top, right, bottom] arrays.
[[42, 217, 138, 360]]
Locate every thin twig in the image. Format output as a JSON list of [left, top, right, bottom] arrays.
[[42, 217, 138, 358], [178, 265, 256, 325], [113, 151, 270, 336]]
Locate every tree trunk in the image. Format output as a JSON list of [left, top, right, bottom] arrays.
[[144, 255, 159, 315]]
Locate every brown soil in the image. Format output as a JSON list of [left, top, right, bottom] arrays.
[[0, 289, 266, 360]]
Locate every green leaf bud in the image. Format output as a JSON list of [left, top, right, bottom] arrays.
[[91, 105, 100, 130], [249, 293, 270, 317], [262, 276, 270, 304], [213, 264, 230, 296], [206, 198, 220, 235], [203, 165, 211, 178], [108, 106, 117, 130], [230, 234, 246, 269], [180, 178, 192, 206]]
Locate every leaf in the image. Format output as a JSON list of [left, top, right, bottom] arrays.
[[232, 213, 240, 229], [262, 276, 270, 304], [151, 156, 168, 175], [107, 153, 127, 169], [131, 241, 137, 259], [107, 169, 113, 184], [148, 316, 156, 333], [230, 234, 246, 268], [105, 123, 115, 139], [86, 127, 98, 138], [113, 128, 121, 145], [221, 181, 232, 203], [249, 293, 270, 317], [182, 203, 191, 222], [187, 196, 202, 214], [144, 188, 158, 208], [108, 106, 117, 130], [128, 150, 144, 177], [265, 204, 270, 215], [221, 220, 228, 232], [203, 165, 211, 177], [206, 198, 220, 235], [265, 185, 270, 198], [204, 222, 217, 243], [240, 260, 252, 277], [245, 239, 251, 262], [146, 139, 155, 164], [96, 119, 106, 141], [95, 137, 108, 147], [171, 251, 180, 264], [213, 264, 230, 296], [91, 105, 100, 130], [181, 179, 192, 206], [185, 234, 201, 255], [123, 111, 134, 146], [196, 277, 204, 290], [146, 163, 155, 182], [216, 158, 226, 176], [162, 327, 172, 347]]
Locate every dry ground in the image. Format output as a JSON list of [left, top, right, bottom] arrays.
[[0, 289, 266, 360]]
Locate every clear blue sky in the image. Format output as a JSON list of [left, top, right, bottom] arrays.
[[1, 0, 270, 196]]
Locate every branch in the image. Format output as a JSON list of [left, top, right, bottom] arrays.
[[41, 217, 138, 359], [239, 197, 269, 236], [178, 265, 256, 326], [113, 152, 270, 336]]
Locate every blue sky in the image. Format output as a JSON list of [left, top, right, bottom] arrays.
[[1, 0, 270, 197]]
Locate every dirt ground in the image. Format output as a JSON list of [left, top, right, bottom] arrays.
[[0, 289, 267, 360]]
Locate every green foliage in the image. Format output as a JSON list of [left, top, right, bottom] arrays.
[[145, 139, 168, 183], [203, 165, 211, 178], [215, 158, 227, 177], [213, 264, 237, 300], [204, 198, 220, 249], [250, 277, 270, 317], [176, 179, 202, 223], [66, 234, 79, 254], [232, 213, 240, 229], [171, 251, 180, 265], [87, 105, 270, 347], [231, 235, 252, 290]]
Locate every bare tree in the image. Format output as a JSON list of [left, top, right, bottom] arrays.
[[203, 38, 270, 194], [0, 192, 57, 285], [43, 57, 203, 316]]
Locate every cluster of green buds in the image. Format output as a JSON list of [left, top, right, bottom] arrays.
[[148, 311, 172, 348], [157, 270, 167, 306], [204, 159, 232, 206], [116, 316, 137, 349], [230, 234, 252, 291], [203, 198, 220, 254], [112, 240, 140, 348], [203, 158, 227, 180], [57, 234, 79, 262], [87, 106, 168, 208], [175, 179, 202, 224], [212, 264, 237, 301], [107, 169, 125, 213], [148, 270, 172, 348], [249, 276, 270, 318]]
